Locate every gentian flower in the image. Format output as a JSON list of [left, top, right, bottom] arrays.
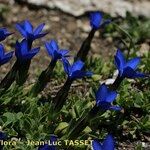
[[38, 135, 57, 150], [89, 11, 111, 30], [63, 59, 93, 80], [92, 134, 115, 150], [45, 39, 69, 61], [0, 131, 7, 140], [0, 131, 7, 150], [0, 44, 14, 65], [96, 84, 121, 111], [0, 28, 12, 41], [16, 20, 47, 41], [15, 39, 40, 61], [115, 49, 146, 79]]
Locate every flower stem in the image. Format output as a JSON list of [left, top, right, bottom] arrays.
[[29, 59, 57, 97], [75, 29, 96, 61], [66, 105, 100, 139], [0, 60, 18, 91], [52, 78, 73, 112], [109, 75, 124, 91]]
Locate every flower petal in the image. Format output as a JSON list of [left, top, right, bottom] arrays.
[[123, 67, 146, 78], [114, 49, 125, 75], [72, 60, 84, 72], [96, 84, 108, 104], [0, 44, 4, 57], [50, 40, 59, 50], [102, 134, 115, 150], [16, 23, 27, 38], [33, 33, 48, 39], [34, 23, 45, 35], [92, 140, 102, 150], [126, 57, 140, 70], [45, 42, 55, 58], [59, 49, 69, 56], [90, 11, 102, 30], [62, 58, 71, 76], [105, 91, 117, 103], [24, 20, 33, 33], [70, 70, 92, 79]]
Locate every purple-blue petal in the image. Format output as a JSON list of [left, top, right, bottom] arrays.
[[16, 23, 28, 38], [92, 140, 102, 150], [34, 23, 45, 35], [50, 40, 59, 51], [24, 20, 33, 33], [45, 42, 55, 58], [125, 57, 140, 70], [114, 49, 126, 74], [71, 60, 84, 72], [59, 49, 69, 56], [105, 91, 117, 103], [70, 70, 92, 79], [90, 11, 102, 30], [33, 32, 47, 39], [102, 134, 115, 150], [96, 84, 108, 104], [62, 58, 71, 75]]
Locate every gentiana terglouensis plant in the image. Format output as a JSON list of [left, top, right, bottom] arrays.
[[52, 59, 93, 112], [0, 20, 47, 90], [75, 11, 111, 61], [0, 11, 148, 150], [29, 39, 70, 97]]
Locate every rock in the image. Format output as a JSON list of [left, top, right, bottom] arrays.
[[18, 0, 150, 18], [138, 43, 150, 56]]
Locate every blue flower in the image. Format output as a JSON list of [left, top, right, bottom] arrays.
[[0, 131, 7, 140], [89, 12, 111, 30], [0, 28, 12, 41], [115, 49, 146, 79], [63, 59, 93, 80], [92, 134, 115, 150], [0, 44, 14, 65], [16, 20, 47, 41], [15, 39, 40, 61], [45, 40, 69, 61], [38, 135, 57, 150], [96, 84, 121, 111]]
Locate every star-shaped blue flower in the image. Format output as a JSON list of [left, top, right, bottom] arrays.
[[45, 39, 69, 61], [16, 20, 47, 41], [0, 28, 12, 41], [96, 84, 121, 111], [0, 44, 14, 65], [63, 59, 93, 80], [38, 135, 57, 150], [114, 49, 146, 79], [89, 11, 111, 30], [92, 134, 115, 150], [15, 39, 40, 61]]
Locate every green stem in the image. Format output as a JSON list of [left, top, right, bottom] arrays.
[[53, 78, 73, 112], [75, 28, 96, 61]]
